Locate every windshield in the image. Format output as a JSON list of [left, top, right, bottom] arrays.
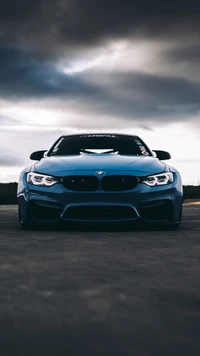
[[48, 134, 152, 156]]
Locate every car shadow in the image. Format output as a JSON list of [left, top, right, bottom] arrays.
[[21, 221, 179, 233]]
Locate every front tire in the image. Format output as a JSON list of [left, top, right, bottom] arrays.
[[168, 205, 182, 229], [18, 206, 35, 230]]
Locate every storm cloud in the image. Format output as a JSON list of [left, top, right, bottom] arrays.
[[0, 0, 200, 110], [0, 0, 200, 183], [0, 0, 200, 53], [0, 45, 101, 99], [0, 44, 200, 124], [0, 151, 27, 167]]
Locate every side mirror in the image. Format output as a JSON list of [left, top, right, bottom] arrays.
[[153, 150, 171, 160], [30, 150, 47, 161]]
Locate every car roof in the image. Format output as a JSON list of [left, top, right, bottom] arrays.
[[61, 133, 140, 139]]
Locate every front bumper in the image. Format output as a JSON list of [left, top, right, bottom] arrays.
[[18, 175, 183, 225]]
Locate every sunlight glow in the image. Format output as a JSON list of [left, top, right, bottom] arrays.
[[62, 40, 128, 75], [1, 106, 57, 126]]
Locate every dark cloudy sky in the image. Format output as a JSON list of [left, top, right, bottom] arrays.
[[0, 0, 200, 184]]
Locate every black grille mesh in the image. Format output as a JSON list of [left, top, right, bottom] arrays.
[[102, 175, 138, 191], [62, 176, 99, 191], [62, 175, 138, 192]]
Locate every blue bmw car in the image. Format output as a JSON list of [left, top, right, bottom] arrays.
[[17, 133, 183, 228]]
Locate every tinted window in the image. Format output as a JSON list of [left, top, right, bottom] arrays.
[[48, 134, 152, 156]]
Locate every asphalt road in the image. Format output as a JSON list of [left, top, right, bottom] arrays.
[[0, 205, 200, 356]]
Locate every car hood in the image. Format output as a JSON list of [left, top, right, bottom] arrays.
[[33, 154, 167, 176]]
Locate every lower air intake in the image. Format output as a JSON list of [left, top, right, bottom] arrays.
[[31, 201, 62, 221], [137, 200, 171, 222], [63, 205, 137, 221]]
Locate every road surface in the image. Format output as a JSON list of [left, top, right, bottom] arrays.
[[0, 205, 200, 356]]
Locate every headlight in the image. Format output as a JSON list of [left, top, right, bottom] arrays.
[[142, 172, 174, 186], [27, 172, 60, 186]]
